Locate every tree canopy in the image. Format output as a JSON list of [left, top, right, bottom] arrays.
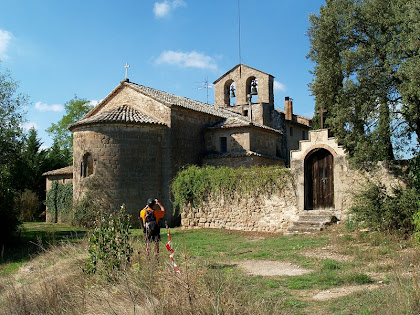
[[308, 0, 420, 163], [46, 95, 93, 157], [0, 63, 28, 245]]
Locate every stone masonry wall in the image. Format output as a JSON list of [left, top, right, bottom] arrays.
[[73, 124, 168, 225], [90, 86, 171, 126], [214, 65, 273, 107], [203, 155, 284, 168], [181, 171, 299, 233], [181, 161, 408, 233], [170, 107, 222, 170]]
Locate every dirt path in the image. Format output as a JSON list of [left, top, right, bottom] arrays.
[[238, 260, 313, 276], [237, 259, 386, 301]]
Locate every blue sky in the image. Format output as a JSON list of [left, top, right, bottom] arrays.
[[0, 0, 326, 148]]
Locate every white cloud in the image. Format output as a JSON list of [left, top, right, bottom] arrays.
[[156, 50, 218, 70], [0, 29, 13, 58], [153, 0, 186, 18], [274, 80, 287, 92], [35, 101, 64, 112], [22, 122, 38, 131], [88, 99, 100, 107]]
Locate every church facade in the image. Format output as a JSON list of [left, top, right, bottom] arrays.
[[44, 64, 311, 225]]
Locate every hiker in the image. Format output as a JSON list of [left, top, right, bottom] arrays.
[[140, 198, 165, 259]]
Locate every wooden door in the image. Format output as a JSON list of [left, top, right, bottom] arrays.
[[304, 149, 334, 210]]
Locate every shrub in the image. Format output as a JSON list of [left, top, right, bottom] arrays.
[[349, 182, 418, 234], [409, 155, 420, 244], [72, 191, 99, 228], [84, 204, 133, 281], [414, 203, 420, 244], [14, 189, 41, 221], [45, 182, 73, 223]]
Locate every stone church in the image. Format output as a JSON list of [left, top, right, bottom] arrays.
[[44, 64, 312, 225]]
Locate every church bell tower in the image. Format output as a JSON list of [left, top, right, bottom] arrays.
[[213, 64, 274, 126]]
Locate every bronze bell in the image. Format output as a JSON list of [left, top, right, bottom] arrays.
[[230, 85, 236, 98], [250, 80, 258, 95]]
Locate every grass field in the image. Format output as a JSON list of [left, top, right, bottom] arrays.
[[1, 222, 419, 314]]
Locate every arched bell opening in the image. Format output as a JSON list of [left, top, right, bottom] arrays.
[[246, 76, 258, 102], [224, 79, 236, 106], [304, 148, 334, 210]]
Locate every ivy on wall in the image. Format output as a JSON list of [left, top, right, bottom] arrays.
[[171, 165, 291, 212], [45, 182, 73, 222]]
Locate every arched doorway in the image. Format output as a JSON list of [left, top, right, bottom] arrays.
[[304, 148, 334, 210]]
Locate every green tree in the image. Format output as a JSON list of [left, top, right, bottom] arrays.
[[22, 128, 48, 191], [45, 139, 72, 170], [395, 0, 420, 149], [0, 62, 28, 245], [308, 0, 418, 163], [11, 128, 52, 220], [46, 96, 93, 156], [307, 0, 351, 130]]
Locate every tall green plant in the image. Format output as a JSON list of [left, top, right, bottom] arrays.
[[84, 205, 133, 281]]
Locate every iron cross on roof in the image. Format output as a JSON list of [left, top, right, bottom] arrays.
[[318, 107, 327, 129], [124, 63, 130, 79]]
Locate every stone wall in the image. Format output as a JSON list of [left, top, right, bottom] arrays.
[[170, 107, 221, 170], [250, 128, 279, 157], [203, 154, 284, 168], [72, 124, 168, 225], [182, 157, 408, 233], [285, 122, 310, 152], [214, 64, 274, 107], [181, 171, 298, 233], [89, 86, 171, 125]]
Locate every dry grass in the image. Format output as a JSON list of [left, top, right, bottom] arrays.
[[0, 240, 290, 315], [1, 225, 420, 314]]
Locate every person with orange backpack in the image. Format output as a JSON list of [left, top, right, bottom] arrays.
[[139, 198, 165, 259]]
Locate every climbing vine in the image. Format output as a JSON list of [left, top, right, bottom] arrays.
[[171, 165, 291, 212], [45, 182, 73, 222]]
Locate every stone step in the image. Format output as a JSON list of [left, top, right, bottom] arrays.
[[297, 215, 335, 222], [292, 221, 324, 227], [285, 213, 339, 235], [285, 226, 323, 234]]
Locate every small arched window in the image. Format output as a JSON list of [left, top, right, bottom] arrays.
[[81, 153, 94, 178]]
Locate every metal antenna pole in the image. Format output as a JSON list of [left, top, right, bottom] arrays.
[[238, 0, 242, 65]]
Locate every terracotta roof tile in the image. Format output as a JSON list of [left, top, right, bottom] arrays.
[[127, 82, 240, 118], [207, 117, 281, 134], [43, 166, 73, 176], [70, 105, 166, 130], [126, 82, 281, 133]]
